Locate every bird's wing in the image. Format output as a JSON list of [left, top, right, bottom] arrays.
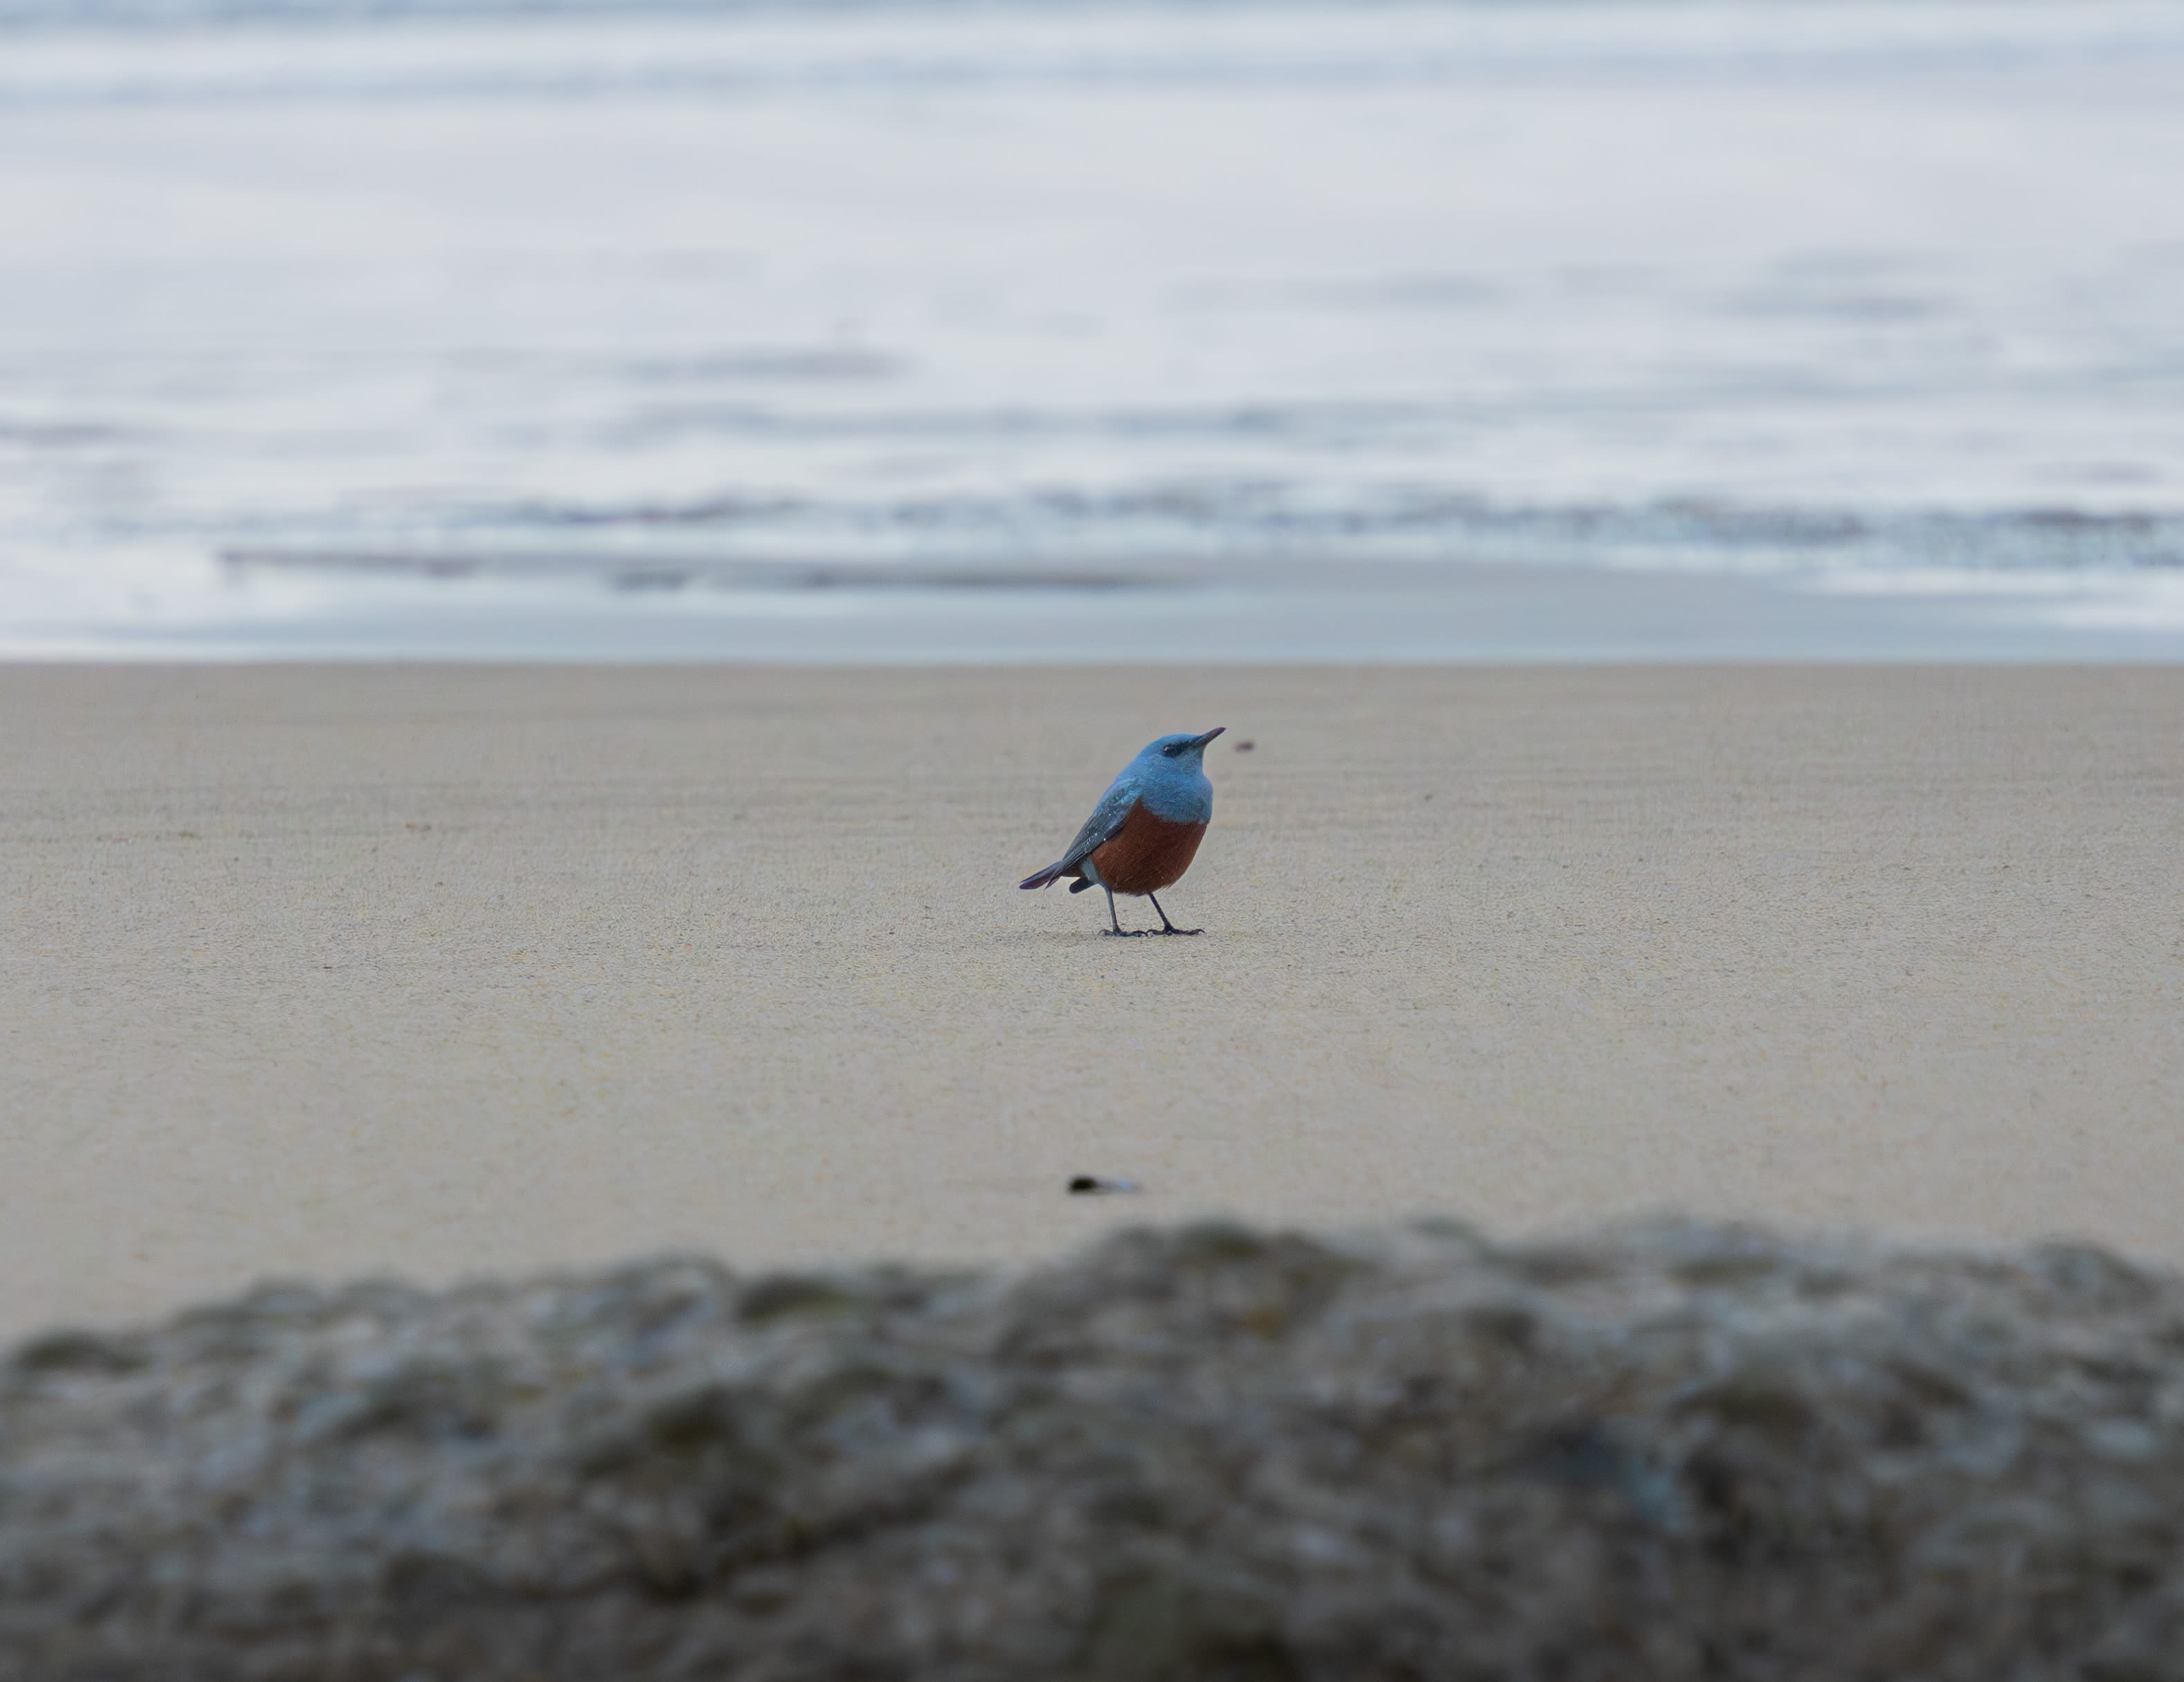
[[1057, 779, 1140, 870]]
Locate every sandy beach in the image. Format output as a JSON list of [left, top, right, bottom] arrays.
[[2, 664, 2179, 1340]]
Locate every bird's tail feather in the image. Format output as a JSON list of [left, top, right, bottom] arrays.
[[1018, 860, 1070, 890]]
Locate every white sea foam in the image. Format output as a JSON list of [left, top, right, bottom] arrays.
[[3, 0, 2182, 655]]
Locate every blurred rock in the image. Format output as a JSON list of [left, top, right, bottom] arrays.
[[7, 1222, 2184, 1680]]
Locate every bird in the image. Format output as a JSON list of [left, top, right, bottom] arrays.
[[1019, 727, 1224, 936]]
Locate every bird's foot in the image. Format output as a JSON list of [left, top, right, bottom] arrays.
[[1155, 925, 1204, 936], [1103, 927, 1150, 937]]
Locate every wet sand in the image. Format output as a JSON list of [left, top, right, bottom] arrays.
[[2, 664, 2180, 1339]]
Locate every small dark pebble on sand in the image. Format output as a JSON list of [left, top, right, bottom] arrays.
[[1233, 739, 1254, 752]]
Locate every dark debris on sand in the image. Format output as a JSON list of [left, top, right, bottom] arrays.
[[6, 1222, 2184, 1681]]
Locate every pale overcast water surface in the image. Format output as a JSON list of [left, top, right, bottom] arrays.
[[3, 0, 2183, 657]]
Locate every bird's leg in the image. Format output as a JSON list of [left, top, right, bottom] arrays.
[[1101, 886, 1144, 937], [1146, 892, 1202, 936]]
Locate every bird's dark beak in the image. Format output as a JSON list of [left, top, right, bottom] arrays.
[[1191, 727, 1226, 748]]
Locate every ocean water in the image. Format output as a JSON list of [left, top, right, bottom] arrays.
[[3, 0, 2183, 658]]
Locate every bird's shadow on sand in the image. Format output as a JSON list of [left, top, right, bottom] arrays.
[[1000, 925, 1216, 948]]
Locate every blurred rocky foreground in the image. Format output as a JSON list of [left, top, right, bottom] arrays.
[[6, 1223, 2184, 1682]]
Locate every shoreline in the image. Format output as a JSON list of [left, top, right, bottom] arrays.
[[11, 560, 2184, 664], [3, 663, 2180, 1339]]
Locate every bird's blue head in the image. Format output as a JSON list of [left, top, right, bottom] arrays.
[[1135, 725, 1222, 777], [1133, 726, 1225, 772], [1121, 727, 1222, 822]]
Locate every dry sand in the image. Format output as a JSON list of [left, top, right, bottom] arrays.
[[2, 664, 2179, 1340]]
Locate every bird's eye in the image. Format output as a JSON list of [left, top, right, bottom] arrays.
[[1163, 743, 1183, 757]]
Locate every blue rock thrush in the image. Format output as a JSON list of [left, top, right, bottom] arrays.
[[1018, 727, 1225, 936]]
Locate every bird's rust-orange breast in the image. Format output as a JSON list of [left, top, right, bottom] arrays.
[[1090, 802, 1206, 895]]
